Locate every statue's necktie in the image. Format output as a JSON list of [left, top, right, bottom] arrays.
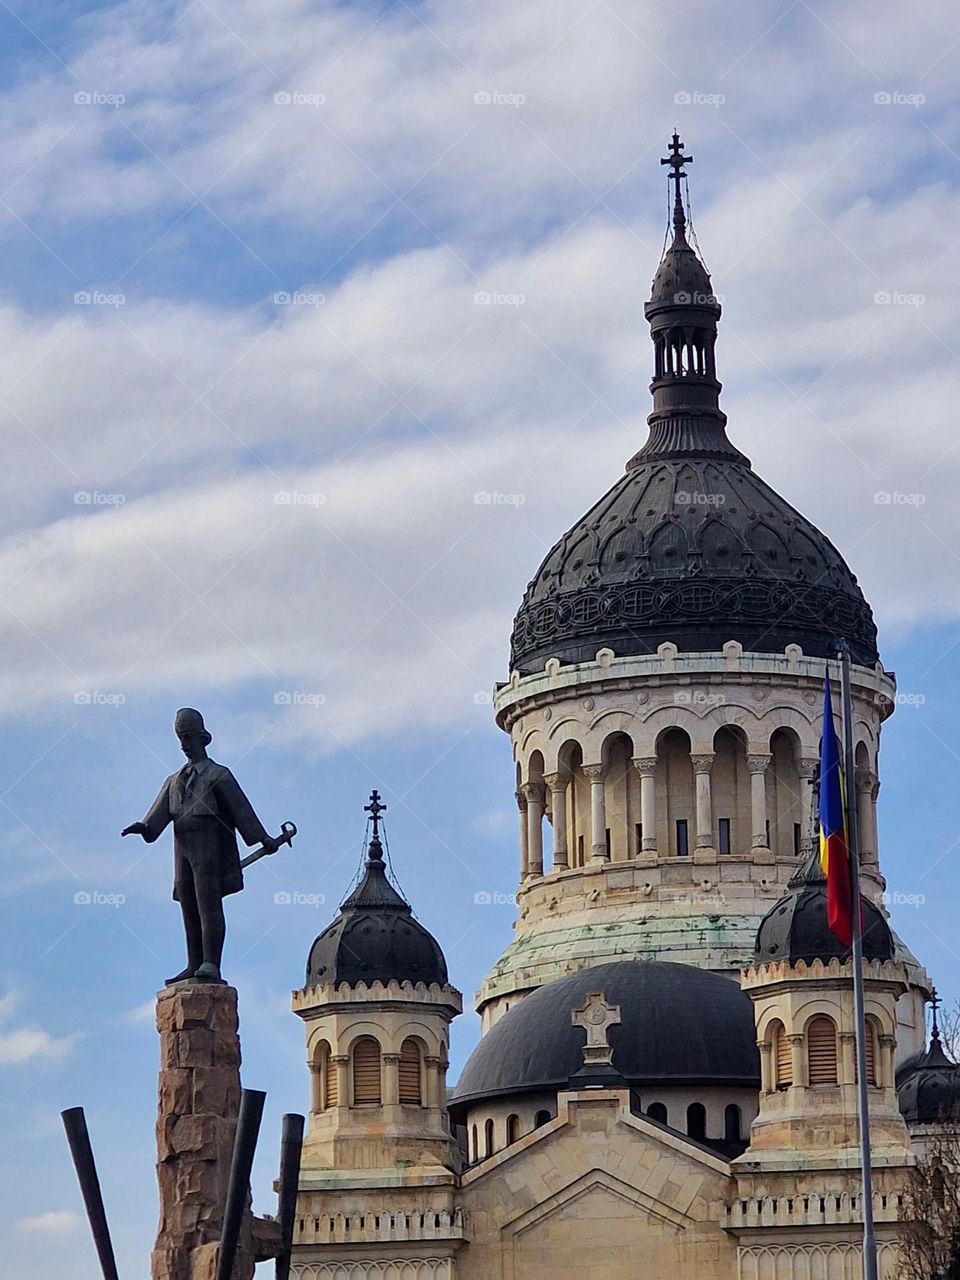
[[179, 766, 196, 803]]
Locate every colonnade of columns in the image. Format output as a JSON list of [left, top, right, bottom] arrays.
[[309, 1044, 446, 1113], [514, 745, 876, 883]]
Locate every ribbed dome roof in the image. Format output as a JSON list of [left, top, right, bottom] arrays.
[[509, 135, 878, 676], [897, 1021, 960, 1125], [305, 824, 447, 989], [754, 852, 893, 966], [450, 960, 759, 1110]]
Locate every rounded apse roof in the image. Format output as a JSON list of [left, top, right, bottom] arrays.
[[450, 960, 760, 1111]]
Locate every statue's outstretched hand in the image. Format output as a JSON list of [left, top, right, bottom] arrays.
[[121, 822, 148, 838]]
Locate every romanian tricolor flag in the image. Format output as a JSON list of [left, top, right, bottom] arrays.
[[819, 676, 854, 948]]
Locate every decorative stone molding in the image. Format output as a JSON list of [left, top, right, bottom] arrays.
[[294, 1259, 456, 1278], [690, 753, 715, 773], [746, 754, 772, 775], [292, 980, 463, 1016], [632, 756, 657, 777], [581, 764, 605, 783]]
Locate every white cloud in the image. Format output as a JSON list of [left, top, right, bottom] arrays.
[[0, 1027, 80, 1065], [16, 1210, 81, 1235]]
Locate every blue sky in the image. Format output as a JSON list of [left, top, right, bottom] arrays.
[[3, 0, 960, 1274]]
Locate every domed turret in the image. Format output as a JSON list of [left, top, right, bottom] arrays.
[[509, 132, 877, 676], [898, 993, 960, 1125], [754, 850, 894, 966], [306, 790, 447, 988]]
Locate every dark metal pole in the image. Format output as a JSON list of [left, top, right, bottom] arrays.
[[215, 1088, 267, 1280], [60, 1107, 121, 1280], [838, 642, 879, 1280], [275, 1113, 305, 1280]]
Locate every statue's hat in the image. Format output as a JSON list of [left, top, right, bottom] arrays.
[[174, 707, 211, 743]]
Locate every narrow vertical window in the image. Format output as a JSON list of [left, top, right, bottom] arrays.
[[484, 1117, 494, 1157], [724, 1104, 741, 1141], [398, 1039, 422, 1105], [676, 819, 689, 857], [507, 1114, 520, 1145], [635, 822, 643, 854], [718, 818, 731, 855], [773, 1022, 792, 1089], [793, 822, 802, 857], [686, 1103, 706, 1141]]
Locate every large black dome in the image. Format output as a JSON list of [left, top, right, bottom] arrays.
[[305, 831, 447, 989], [509, 136, 877, 676], [451, 960, 759, 1109], [754, 853, 893, 966], [510, 458, 878, 674]]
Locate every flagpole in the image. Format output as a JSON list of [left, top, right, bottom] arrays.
[[838, 639, 879, 1280]]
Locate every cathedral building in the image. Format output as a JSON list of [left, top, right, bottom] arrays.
[[287, 136, 959, 1280]]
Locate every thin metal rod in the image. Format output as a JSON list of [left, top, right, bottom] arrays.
[[839, 642, 879, 1280], [216, 1088, 267, 1280], [275, 1113, 305, 1280], [60, 1107, 121, 1280]]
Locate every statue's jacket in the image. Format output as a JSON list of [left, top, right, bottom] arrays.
[[140, 758, 270, 900]]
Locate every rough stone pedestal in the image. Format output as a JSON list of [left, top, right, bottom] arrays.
[[151, 984, 254, 1280]]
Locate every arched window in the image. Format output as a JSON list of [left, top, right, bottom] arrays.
[[807, 1016, 838, 1085], [507, 1114, 520, 1145], [646, 1102, 668, 1125], [534, 1109, 551, 1129], [686, 1103, 706, 1141], [772, 1021, 792, 1089], [484, 1117, 494, 1158], [470, 1124, 478, 1162], [398, 1038, 422, 1104], [352, 1037, 381, 1105], [724, 1104, 741, 1142]]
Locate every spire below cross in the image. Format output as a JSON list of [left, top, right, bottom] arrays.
[[661, 131, 692, 234]]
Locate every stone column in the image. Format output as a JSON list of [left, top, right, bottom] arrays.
[[424, 1054, 441, 1109], [748, 754, 772, 857], [788, 1033, 806, 1089], [582, 764, 608, 862], [691, 754, 716, 857], [382, 1052, 401, 1106], [633, 757, 657, 853], [857, 767, 879, 864], [516, 789, 529, 882], [879, 1034, 896, 1089], [758, 1040, 773, 1094], [797, 757, 818, 855], [332, 1054, 350, 1108], [152, 984, 253, 1280], [522, 782, 545, 878], [309, 1059, 322, 1113], [544, 772, 569, 870], [840, 1031, 857, 1087]]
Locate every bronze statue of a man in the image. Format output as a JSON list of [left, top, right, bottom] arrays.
[[122, 708, 281, 985]]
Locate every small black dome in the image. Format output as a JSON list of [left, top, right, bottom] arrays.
[[897, 1015, 960, 1124], [305, 833, 447, 988], [754, 853, 893, 966], [450, 960, 759, 1110]]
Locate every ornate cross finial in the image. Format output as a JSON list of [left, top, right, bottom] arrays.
[[572, 992, 622, 1070], [364, 789, 387, 839], [932, 987, 941, 1043], [661, 131, 692, 235]]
